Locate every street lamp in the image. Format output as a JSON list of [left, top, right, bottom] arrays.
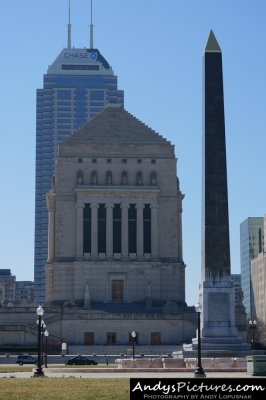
[[194, 303, 206, 378], [249, 319, 257, 349], [131, 331, 136, 360], [44, 329, 49, 368], [41, 320, 46, 366], [33, 305, 45, 377]]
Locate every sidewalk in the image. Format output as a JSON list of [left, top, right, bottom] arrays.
[[0, 369, 265, 379]]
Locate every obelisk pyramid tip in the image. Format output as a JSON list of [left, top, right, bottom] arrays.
[[205, 30, 221, 53]]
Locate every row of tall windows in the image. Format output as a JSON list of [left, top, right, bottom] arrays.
[[77, 170, 157, 186], [113, 205, 121, 253], [83, 204, 151, 254]]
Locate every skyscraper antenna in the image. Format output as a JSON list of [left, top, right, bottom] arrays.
[[67, 0, 72, 49], [90, 0, 94, 49]]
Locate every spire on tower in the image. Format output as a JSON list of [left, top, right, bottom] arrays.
[[67, 0, 72, 49], [90, 0, 94, 49]]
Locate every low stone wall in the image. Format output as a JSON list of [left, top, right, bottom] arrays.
[[116, 358, 163, 368], [184, 357, 246, 369], [162, 358, 185, 368], [116, 357, 247, 369]]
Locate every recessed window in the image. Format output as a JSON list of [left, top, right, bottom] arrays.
[[98, 204, 106, 253], [151, 171, 157, 185], [151, 159, 156, 164], [106, 171, 112, 185], [113, 205, 121, 253], [84, 332, 94, 345], [122, 159, 127, 164], [112, 280, 124, 303], [78, 158, 83, 163], [136, 171, 143, 185], [128, 204, 137, 253], [151, 332, 161, 345], [107, 332, 116, 345], [83, 204, 91, 254], [137, 159, 142, 164], [121, 171, 128, 185], [92, 159, 97, 164], [77, 170, 83, 184], [91, 171, 97, 184], [107, 159, 112, 164]]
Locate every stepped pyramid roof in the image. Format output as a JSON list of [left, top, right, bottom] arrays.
[[63, 105, 172, 148]]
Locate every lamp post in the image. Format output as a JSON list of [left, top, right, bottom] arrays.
[[33, 305, 45, 377], [131, 331, 136, 359], [44, 329, 49, 368], [249, 319, 257, 349], [41, 320, 46, 366], [194, 303, 206, 378]]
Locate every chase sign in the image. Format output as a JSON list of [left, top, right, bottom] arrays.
[[64, 52, 98, 60]]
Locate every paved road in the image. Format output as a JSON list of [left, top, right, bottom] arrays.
[[0, 369, 264, 379]]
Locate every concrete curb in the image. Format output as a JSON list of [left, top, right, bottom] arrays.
[[48, 367, 247, 373]]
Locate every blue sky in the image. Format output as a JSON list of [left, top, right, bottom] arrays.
[[0, 0, 265, 307]]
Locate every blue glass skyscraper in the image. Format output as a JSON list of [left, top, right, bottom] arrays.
[[34, 10, 124, 303]]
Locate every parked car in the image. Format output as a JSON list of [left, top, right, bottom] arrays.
[[16, 355, 37, 365], [65, 355, 97, 365]]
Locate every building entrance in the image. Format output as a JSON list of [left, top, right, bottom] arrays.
[[112, 280, 124, 303]]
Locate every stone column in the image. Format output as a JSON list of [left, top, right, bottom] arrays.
[[121, 204, 129, 257], [106, 203, 114, 258], [150, 204, 159, 258], [46, 192, 56, 261], [91, 203, 99, 257], [136, 204, 145, 258], [76, 203, 85, 258]]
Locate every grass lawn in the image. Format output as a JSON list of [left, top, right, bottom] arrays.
[[0, 378, 130, 400]]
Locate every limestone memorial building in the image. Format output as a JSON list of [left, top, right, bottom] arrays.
[[44, 104, 195, 346]]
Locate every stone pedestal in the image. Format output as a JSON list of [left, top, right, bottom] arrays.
[[196, 280, 250, 352], [246, 355, 266, 376]]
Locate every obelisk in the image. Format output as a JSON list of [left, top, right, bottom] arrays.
[[199, 31, 247, 351], [202, 30, 230, 285]]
